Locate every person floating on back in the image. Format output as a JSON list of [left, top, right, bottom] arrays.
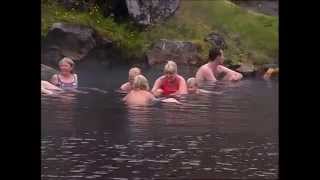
[[123, 75, 181, 106], [195, 47, 243, 85], [151, 61, 187, 97], [51, 57, 78, 90], [120, 67, 141, 93]]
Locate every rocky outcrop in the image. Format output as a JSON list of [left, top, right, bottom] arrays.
[[235, 62, 256, 77], [41, 64, 58, 81], [42, 22, 112, 68], [146, 39, 202, 66], [205, 32, 227, 49], [125, 0, 180, 25]]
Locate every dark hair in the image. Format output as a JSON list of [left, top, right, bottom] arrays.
[[208, 47, 222, 61]]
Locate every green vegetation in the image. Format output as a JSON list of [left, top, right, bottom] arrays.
[[42, 0, 278, 65]]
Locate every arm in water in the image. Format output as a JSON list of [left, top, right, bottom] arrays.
[[217, 65, 243, 81], [155, 97, 182, 104], [198, 89, 223, 95]]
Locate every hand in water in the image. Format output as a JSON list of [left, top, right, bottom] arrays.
[[161, 98, 182, 104]]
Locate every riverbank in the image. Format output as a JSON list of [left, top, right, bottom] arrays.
[[42, 0, 278, 66]]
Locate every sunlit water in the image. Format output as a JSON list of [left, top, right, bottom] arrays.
[[41, 64, 278, 179]]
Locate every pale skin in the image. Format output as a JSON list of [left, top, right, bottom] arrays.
[[120, 68, 141, 93], [187, 83, 223, 95], [51, 62, 77, 86], [263, 67, 279, 80], [151, 74, 188, 97], [41, 80, 62, 95], [195, 50, 243, 83], [123, 89, 181, 106]]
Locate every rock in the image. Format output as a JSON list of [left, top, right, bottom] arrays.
[[236, 63, 256, 77], [205, 32, 227, 49], [42, 22, 112, 67], [125, 0, 180, 25], [41, 64, 58, 81], [146, 39, 203, 66]]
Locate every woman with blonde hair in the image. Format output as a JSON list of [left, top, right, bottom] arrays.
[[151, 61, 187, 97], [123, 75, 181, 106], [51, 57, 78, 90]]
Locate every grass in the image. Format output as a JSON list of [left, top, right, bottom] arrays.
[[42, 0, 278, 65]]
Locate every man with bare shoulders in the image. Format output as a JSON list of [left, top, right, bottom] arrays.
[[195, 47, 243, 84]]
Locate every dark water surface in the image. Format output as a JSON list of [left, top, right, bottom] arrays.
[[41, 64, 278, 179]]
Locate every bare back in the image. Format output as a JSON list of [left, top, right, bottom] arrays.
[[124, 90, 156, 106], [195, 64, 217, 83]]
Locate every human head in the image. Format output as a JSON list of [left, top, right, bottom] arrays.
[[58, 57, 75, 75], [209, 47, 224, 64], [187, 77, 199, 93], [132, 75, 150, 91], [128, 67, 141, 84], [164, 60, 178, 81]]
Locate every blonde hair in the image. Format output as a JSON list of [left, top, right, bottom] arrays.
[[187, 77, 198, 87], [58, 57, 75, 73], [133, 75, 150, 91], [164, 60, 177, 74]]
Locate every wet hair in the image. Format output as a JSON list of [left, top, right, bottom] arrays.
[[208, 47, 222, 61], [187, 77, 198, 88], [58, 57, 75, 73], [164, 60, 177, 74], [133, 75, 150, 91]]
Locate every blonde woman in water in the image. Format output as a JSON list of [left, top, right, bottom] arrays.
[[123, 75, 181, 106]]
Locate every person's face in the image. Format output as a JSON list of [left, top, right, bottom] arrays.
[[188, 84, 198, 93], [165, 73, 176, 82], [59, 62, 73, 74], [129, 71, 140, 84], [129, 75, 136, 84]]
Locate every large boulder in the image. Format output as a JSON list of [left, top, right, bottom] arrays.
[[146, 39, 203, 66], [125, 0, 180, 25], [42, 22, 112, 68], [41, 64, 58, 81]]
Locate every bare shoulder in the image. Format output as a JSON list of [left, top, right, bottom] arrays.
[[177, 74, 186, 81], [157, 75, 166, 80], [120, 82, 130, 89], [51, 74, 58, 83], [51, 74, 58, 79]]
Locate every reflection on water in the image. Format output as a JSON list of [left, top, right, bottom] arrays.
[[41, 66, 278, 179]]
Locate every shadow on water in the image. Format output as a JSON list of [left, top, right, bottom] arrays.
[[41, 61, 278, 179]]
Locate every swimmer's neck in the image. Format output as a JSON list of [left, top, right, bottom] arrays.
[[59, 72, 73, 78], [208, 61, 219, 70]]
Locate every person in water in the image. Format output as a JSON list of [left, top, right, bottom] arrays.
[[195, 47, 243, 84], [123, 75, 181, 106], [151, 61, 187, 97], [120, 67, 141, 93], [187, 77, 223, 95], [41, 80, 62, 95], [51, 57, 78, 90], [263, 67, 279, 80]]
